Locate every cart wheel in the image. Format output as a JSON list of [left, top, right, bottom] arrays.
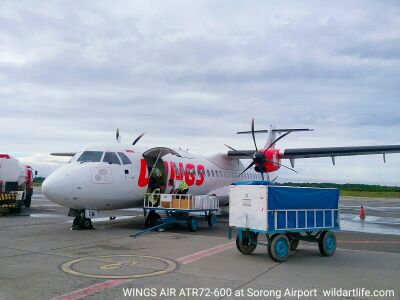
[[318, 230, 336, 256], [187, 216, 198, 232], [236, 231, 258, 255], [268, 234, 290, 262], [207, 213, 217, 227], [145, 213, 161, 228], [289, 239, 299, 251]]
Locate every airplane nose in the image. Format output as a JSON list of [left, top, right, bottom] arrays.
[[42, 172, 77, 206]]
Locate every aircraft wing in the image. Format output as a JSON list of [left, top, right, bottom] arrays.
[[280, 145, 400, 159], [50, 152, 77, 157], [227, 145, 400, 164]]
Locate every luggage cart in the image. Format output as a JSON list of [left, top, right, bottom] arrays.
[[131, 193, 219, 238], [228, 182, 340, 262]]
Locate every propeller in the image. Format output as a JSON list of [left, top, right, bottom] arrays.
[[227, 118, 298, 180], [226, 143, 297, 176], [132, 133, 145, 145]]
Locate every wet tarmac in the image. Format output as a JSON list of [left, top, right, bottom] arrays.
[[0, 188, 399, 299]]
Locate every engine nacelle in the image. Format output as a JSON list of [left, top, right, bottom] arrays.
[[254, 148, 281, 173]]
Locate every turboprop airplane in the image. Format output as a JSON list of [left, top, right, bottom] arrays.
[[42, 119, 400, 229]]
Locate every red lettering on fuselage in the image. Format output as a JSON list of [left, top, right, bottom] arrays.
[[178, 163, 185, 181], [185, 163, 196, 186], [138, 159, 206, 187], [138, 159, 149, 187], [169, 162, 176, 180], [195, 165, 205, 186]]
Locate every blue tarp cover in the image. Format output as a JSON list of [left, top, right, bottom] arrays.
[[266, 186, 339, 231], [268, 186, 339, 210]]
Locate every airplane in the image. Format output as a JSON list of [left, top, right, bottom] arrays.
[[42, 119, 400, 229]]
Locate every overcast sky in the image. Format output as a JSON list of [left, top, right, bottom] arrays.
[[1, 1, 400, 185]]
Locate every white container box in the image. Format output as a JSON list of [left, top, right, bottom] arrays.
[[229, 184, 268, 231]]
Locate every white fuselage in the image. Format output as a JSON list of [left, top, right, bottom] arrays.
[[42, 144, 263, 211]]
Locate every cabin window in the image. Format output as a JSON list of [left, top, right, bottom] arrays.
[[77, 151, 103, 162], [103, 152, 121, 165], [206, 170, 210, 177], [117, 152, 132, 165], [211, 170, 215, 177]]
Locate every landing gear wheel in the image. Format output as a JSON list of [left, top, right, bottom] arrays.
[[207, 213, 217, 227], [71, 216, 93, 230], [289, 239, 299, 251], [145, 212, 161, 228], [318, 230, 336, 256], [187, 216, 198, 232], [268, 234, 290, 262], [72, 216, 81, 226], [236, 231, 258, 255], [82, 218, 93, 229]]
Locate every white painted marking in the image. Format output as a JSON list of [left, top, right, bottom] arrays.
[[30, 214, 66, 218], [66, 216, 137, 223]]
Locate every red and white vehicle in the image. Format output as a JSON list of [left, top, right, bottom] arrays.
[[0, 154, 34, 211], [43, 121, 400, 229]]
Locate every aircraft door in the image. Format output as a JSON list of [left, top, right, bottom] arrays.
[[116, 152, 135, 183], [142, 147, 182, 194], [143, 155, 167, 194]]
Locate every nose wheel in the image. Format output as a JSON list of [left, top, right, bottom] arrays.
[[71, 215, 94, 230]]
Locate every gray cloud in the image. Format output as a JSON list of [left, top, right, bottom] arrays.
[[1, 1, 400, 184]]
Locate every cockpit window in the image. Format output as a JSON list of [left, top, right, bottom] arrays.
[[77, 151, 103, 162], [117, 152, 132, 165], [103, 152, 121, 165]]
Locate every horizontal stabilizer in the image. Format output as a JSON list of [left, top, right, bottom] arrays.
[[237, 128, 313, 134]]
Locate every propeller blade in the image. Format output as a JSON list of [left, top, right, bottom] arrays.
[[132, 133, 145, 145], [264, 158, 298, 173], [239, 161, 256, 177], [261, 172, 264, 180], [116, 128, 120, 141], [224, 144, 253, 157], [263, 130, 292, 154], [251, 118, 258, 151]]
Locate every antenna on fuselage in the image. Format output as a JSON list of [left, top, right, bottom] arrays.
[[116, 128, 121, 143]]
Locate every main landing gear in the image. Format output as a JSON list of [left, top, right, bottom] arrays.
[[69, 209, 94, 230]]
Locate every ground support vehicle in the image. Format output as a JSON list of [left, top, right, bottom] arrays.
[[0, 154, 34, 213], [131, 193, 219, 237], [229, 181, 339, 262]]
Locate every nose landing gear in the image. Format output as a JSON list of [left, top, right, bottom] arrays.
[[69, 209, 94, 230], [71, 215, 94, 230]]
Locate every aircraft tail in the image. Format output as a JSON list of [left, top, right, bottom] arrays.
[[265, 125, 276, 149]]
